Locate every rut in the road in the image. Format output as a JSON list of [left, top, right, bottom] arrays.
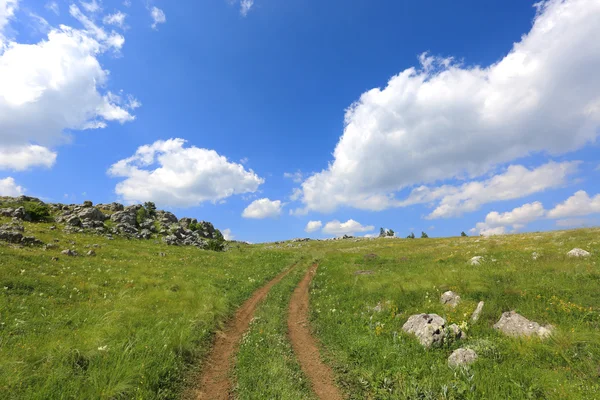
[[288, 264, 343, 400], [192, 264, 295, 400]]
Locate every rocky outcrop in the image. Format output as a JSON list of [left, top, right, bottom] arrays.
[[493, 311, 553, 339], [469, 256, 483, 265], [567, 248, 590, 258], [448, 348, 478, 368], [440, 291, 461, 308], [402, 314, 447, 348]]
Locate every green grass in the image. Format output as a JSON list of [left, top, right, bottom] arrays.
[[300, 229, 600, 399], [0, 218, 298, 399], [234, 261, 317, 400]]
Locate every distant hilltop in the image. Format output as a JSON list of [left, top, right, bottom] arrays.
[[0, 196, 225, 250]]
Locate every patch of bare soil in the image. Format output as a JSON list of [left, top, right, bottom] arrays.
[[288, 264, 343, 400], [191, 264, 295, 400]]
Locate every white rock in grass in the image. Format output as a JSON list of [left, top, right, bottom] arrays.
[[469, 256, 483, 265], [532, 252, 539, 260], [493, 311, 553, 339], [567, 248, 590, 258], [402, 314, 446, 348], [440, 291, 461, 308], [471, 301, 484, 322], [448, 348, 478, 368]]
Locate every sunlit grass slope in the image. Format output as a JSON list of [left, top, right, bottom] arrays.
[[0, 218, 298, 399]]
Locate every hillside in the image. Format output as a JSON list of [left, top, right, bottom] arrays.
[[0, 201, 599, 399]]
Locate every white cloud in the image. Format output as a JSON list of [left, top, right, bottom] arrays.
[[242, 198, 283, 219], [0, 176, 24, 196], [547, 190, 600, 219], [401, 161, 579, 219], [0, 0, 18, 46], [284, 171, 303, 183], [296, 0, 600, 214], [322, 219, 374, 236], [45, 1, 59, 15], [123, 0, 131, 7], [150, 6, 165, 29], [80, 0, 101, 14], [240, 0, 253, 17], [304, 220, 322, 233], [103, 11, 126, 28], [471, 201, 546, 236], [222, 228, 235, 241], [0, 4, 135, 170], [0, 145, 56, 170], [109, 138, 264, 207]]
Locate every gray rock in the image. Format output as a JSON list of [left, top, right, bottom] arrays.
[[78, 207, 107, 222], [469, 256, 484, 265], [402, 313, 446, 347], [21, 236, 43, 246], [61, 249, 77, 256], [471, 301, 484, 322], [440, 291, 461, 307], [447, 323, 466, 340], [138, 229, 153, 239], [86, 250, 96, 256], [493, 311, 553, 339], [12, 207, 31, 221], [178, 217, 196, 229], [110, 211, 137, 226], [0, 230, 23, 243], [157, 211, 178, 224], [532, 252, 539, 260], [0, 208, 14, 217], [448, 348, 478, 368], [163, 235, 179, 245], [66, 215, 82, 227], [82, 200, 93, 207], [567, 248, 590, 258]]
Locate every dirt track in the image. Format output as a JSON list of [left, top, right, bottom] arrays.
[[193, 264, 295, 400], [288, 264, 343, 400]]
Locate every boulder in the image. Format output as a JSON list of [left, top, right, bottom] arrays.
[[440, 291, 461, 307], [137, 229, 153, 239], [61, 249, 78, 256], [567, 248, 590, 258], [0, 208, 14, 217], [78, 207, 107, 222], [493, 311, 553, 339], [21, 236, 43, 246], [0, 229, 23, 243], [98, 202, 124, 212], [448, 348, 478, 368], [402, 313, 447, 348], [110, 211, 137, 226], [178, 217, 196, 229], [157, 211, 178, 224], [469, 256, 483, 265], [12, 207, 32, 221], [66, 215, 82, 227], [86, 250, 96, 256], [471, 301, 484, 322]]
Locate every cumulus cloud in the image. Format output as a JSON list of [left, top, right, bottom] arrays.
[[322, 219, 374, 236], [240, 0, 253, 17], [471, 202, 546, 236], [222, 228, 235, 241], [0, 176, 24, 196], [0, 3, 135, 170], [402, 161, 579, 219], [547, 190, 600, 219], [109, 138, 264, 207], [242, 198, 283, 219], [150, 6, 165, 29], [304, 220, 322, 233], [296, 0, 600, 214], [103, 11, 126, 28]]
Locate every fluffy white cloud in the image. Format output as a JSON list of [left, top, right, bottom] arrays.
[[80, 0, 101, 14], [103, 11, 126, 28], [304, 220, 322, 233], [109, 138, 264, 207], [240, 0, 253, 17], [222, 228, 235, 241], [401, 161, 579, 219], [242, 198, 283, 219], [296, 0, 600, 214], [0, 176, 24, 196], [150, 6, 165, 29], [0, 3, 135, 170], [322, 219, 374, 236], [0, 145, 56, 170], [471, 202, 546, 236], [547, 190, 600, 219]]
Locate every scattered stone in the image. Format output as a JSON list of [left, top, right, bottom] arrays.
[[61, 249, 78, 257], [21, 236, 43, 246], [448, 348, 478, 368], [447, 323, 466, 340], [471, 301, 485, 322], [440, 291, 461, 308], [402, 313, 446, 348], [354, 270, 375, 275], [51, 256, 59, 261], [469, 256, 484, 265], [159, 252, 166, 257], [493, 311, 553, 339], [532, 252, 539, 260], [44, 243, 58, 250], [49, 225, 56, 230], [0, 229, 23, 243], [567, 248, 590, 258], [86, 250, 96, 257]]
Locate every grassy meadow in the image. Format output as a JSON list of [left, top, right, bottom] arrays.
[[300, 229, 600, 399], [0, 217, 299, 399]]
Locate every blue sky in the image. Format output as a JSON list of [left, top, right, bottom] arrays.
[[1, 0, 599, 242]]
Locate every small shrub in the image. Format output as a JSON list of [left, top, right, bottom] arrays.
[[421, 231, 429, 239], [206, 239, 225, 252], [143, 202, 157, 217], [461, 231, 468, 237], [136, 208, 147, 225], [406, 232, 415, 239]]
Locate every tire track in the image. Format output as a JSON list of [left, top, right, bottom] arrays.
[[193, 264, 295, 400], [288, 264, 343, 400]]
